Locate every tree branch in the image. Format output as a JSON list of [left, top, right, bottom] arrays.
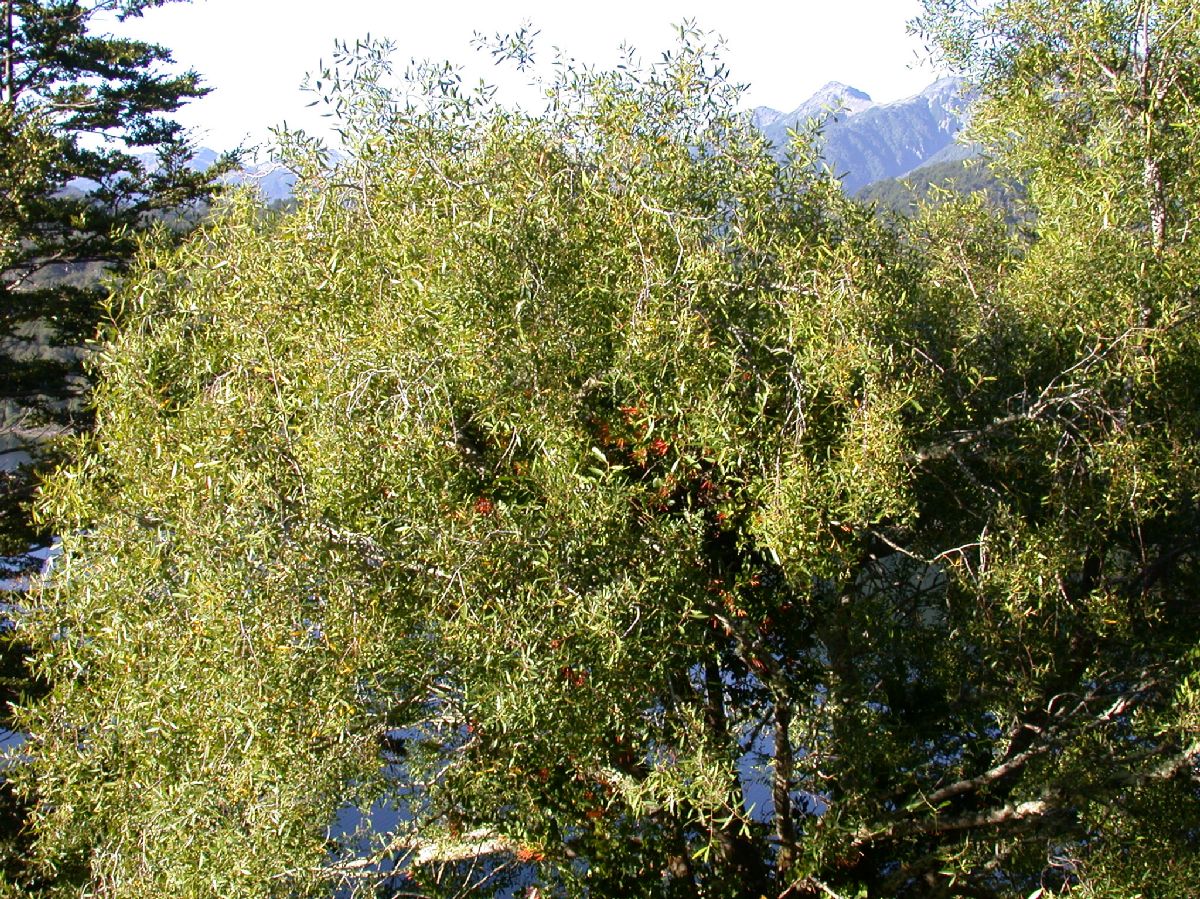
[[853, 795, 1063, 850], [773, 695, 797, 876], [1104, 739, 1200, 789], [907, 387, 1093, 465], [923, 741, 1055, 808]]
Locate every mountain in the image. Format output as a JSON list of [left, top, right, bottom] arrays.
[[63, 148, 302, 200], [225, 161, 297, 202], [753, 80, 875, 139], [65, 149, 299, 201], [179, 146, 221, 172], [149, 149, 299, 201], [754, 77, 971, 194]]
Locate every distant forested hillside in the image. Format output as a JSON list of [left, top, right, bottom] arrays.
[[857, 156, 1025, 217]]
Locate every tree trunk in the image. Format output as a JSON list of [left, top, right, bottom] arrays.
[[773, 695, 797, 876], [2, 0, 14, 108], [701, 658, 772, 893], [1144, 154, 1167, 255]]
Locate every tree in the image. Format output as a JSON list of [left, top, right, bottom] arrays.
[[9, 16, 1200, 898], [897, 4, 1200, 890], [1, 0, 234, 286], [0, 0, 237, 521], [1, 0, 235, 885]]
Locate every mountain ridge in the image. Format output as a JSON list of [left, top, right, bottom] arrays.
[[754, 76, 970, 193], [753, 80, 876, 132]]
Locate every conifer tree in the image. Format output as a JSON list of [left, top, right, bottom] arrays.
[[1, 0, 233, 288], [1, 0, 235, 486]]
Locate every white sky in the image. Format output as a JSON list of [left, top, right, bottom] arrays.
[[105, 0, 942, 152]]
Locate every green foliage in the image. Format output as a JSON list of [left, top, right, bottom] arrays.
[[913, 0, 1200, 248], [8, 12, 1200, 899], [0, 0, 239, 473], [0, 0, 237, 882]]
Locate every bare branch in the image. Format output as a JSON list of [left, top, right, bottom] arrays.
[[855, 796, 1061, 850], [1105, 740, 1200, 789], [784, 876, 849, 899], [923, 742, 1056, 808], [907, 387, 1094, 465], [325, 827, 523, 879]]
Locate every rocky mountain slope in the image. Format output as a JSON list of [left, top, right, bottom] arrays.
[[753, 77, 971, 193]]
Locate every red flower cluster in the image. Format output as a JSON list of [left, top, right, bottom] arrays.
[[559, 665, 587, 687]]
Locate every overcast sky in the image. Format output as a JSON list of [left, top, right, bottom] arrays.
[[104, 0, 943, 152]]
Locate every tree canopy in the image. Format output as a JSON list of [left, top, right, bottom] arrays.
[[8, 6, 1200, 898], [1, 0, 234, 288], [1, 0, 237, 495], [1, 0, 235, 883]]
